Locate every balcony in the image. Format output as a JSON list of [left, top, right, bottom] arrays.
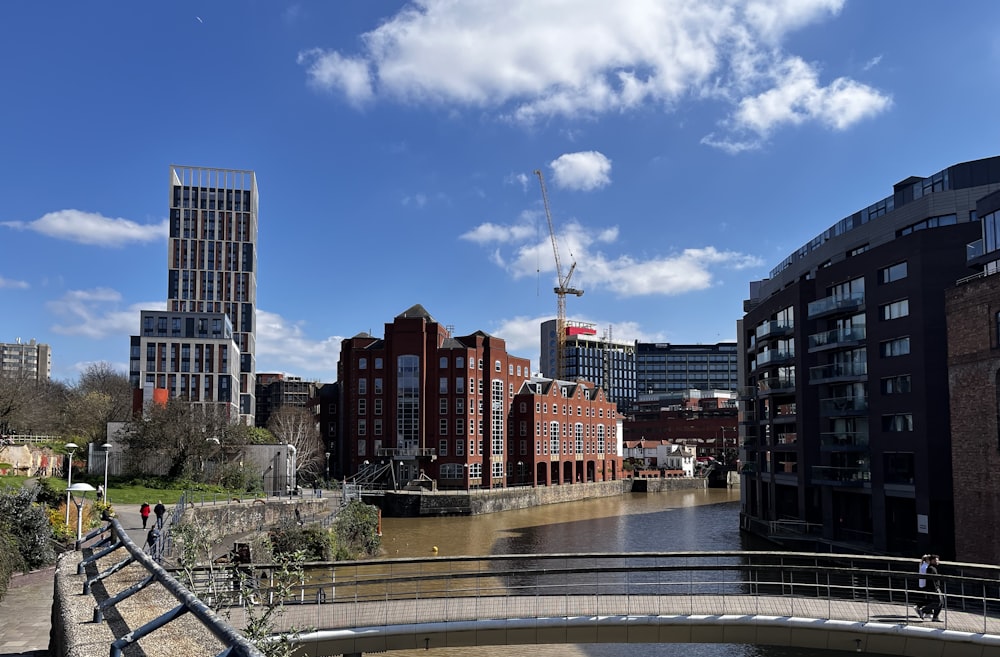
[[755, 348, 794, 369], [737, 386, 758, 401], [967, 239, 984, 261], [807, 291, 865, 319], [809, 361, 867, 384], [820, 431, 869, 450], [811, 465, 871, 487], [774, 432, 797, 446], [819, 395, 869, 417], [755, 319, 794, 340], [772, 402, 797, 423], [808, 325, 866, 352], [758, 376, 796, 396]]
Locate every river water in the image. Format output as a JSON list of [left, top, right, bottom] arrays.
[[379, 488, 860, 657]]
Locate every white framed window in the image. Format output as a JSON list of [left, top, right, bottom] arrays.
[[358, 399, 366, 415], [358, 378, 367, 394], [374, 419, 382, 436], [374, 398, 383, 415], [456, 439, 464, 456], [439, 418, 448, 435], [440, 398, 448, 414], [438, 439, 448, 457], [358, 419, 367, 436], [374, 378, 383, 394]]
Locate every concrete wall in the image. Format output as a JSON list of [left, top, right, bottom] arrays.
[[375, 477, 706, 516], [174, 498, 331, 556]]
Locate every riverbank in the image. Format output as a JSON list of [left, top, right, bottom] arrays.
[[368, 476, 709, 516]]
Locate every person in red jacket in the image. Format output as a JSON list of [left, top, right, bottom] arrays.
[[140, 502, 151, 529]]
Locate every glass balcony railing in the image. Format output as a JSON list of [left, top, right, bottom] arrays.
[[811, 465, 871, 485], [756, 349, 794, 368], [755, 319, 794, 340], [774, 432, 797, 446], [774, 402, 797, 418], [819, 395, 869, 415], [758, 377, 796, 394], [808, 325, 866, 350], [807, 291, 865, 318], [809, 361, 867, 382], [967, 239, 984, 261], [820, 431, 869, 450]]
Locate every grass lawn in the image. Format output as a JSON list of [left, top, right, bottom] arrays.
[[0, 475, 240, 506]]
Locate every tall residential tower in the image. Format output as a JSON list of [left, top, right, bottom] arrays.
[[130, 166, 259, 424]]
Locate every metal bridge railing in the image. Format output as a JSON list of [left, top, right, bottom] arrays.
[[199, 551, 1000, 640], [75, 518, 265, 657]]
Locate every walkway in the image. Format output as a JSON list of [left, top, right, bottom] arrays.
[[0, 503, 147, 657]]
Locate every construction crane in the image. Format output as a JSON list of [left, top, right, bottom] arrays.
[[535, 169, 584, 381]]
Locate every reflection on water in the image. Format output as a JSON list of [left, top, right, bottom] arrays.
[[377, 488, 862, 657]]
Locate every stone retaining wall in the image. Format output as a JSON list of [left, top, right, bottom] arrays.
[[375, 477, 706, 516]]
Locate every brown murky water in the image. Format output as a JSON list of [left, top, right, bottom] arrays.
[[376, 488, 862, 657]]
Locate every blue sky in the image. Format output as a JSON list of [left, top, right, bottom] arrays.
[[2, 1, 1000, 383]]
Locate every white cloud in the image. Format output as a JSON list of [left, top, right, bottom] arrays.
[[549, 152, 612, 191], [297, 48, 374, 106], [0, 276, 29, 289], [467, 217, 764, 298], [460, 218, 537, 244], [299, 0, 890, 148], [2, 210, 168, 247], [47, 288, 165, 339], [863, 54, 883, 71], [255, 309, 342, 380]]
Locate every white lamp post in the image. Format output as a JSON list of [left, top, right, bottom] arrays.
[[64, 442, 79, 526], [67, 482, 96, 546], [101, 442, 112, 504]]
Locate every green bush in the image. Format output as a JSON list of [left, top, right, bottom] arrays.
[[332, 501, 381, 560], [0, 484, 56, 572], [269, 523, 333, 561], [0, 530, 26, 601]]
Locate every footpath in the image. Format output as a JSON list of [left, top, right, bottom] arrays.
[[0, 503, 149, 657]]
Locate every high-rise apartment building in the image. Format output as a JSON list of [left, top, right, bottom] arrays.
[[739, 156, 1000, 558], [130, 166, 258, 424], [539, 319, 636, 412], [0, 338, 50, 381]]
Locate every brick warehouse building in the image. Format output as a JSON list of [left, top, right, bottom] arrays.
[[740, 156, 1000, 558], [945, 188, 1000, 565], [509, 378, 622, 487], [336, 304, 622, 490]]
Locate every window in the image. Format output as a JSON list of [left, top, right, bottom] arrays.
[[358, 378, 367, 394], [881, 337, 910, 357], [439, 419, 448, 435], [358, 399, 366, 415], [881, 299, 909, 320], [440, 356, 448, 368], [509, 364, 514, 375], [374, 378, 383, 394], [374, 419, 382, 436], [358, 419, 367, 436], [881, 374, 911, 394], [440, 398, 448, 414], [456, 399, 464, 414], [456, 439, 464, 456], [439, 377, 448, 394], [374, 398, 383, 415], [375, 358, 383, 369], [495, 360, 502, 372], [456, 356, 464, 368], [456, 418, 464, 435], [478, 359, 483, 370], [882, 414, 913, 432], [880, 261, 908, 283], [438, 439, 448, 457], [357, 439, 366, 456], [358, 357, 367, 369]]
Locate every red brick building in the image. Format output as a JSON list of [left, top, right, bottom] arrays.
[[509, 378, 622, 486], [337, 304, 531, 488]]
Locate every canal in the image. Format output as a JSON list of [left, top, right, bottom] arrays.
[[378, 487, 862, 657]]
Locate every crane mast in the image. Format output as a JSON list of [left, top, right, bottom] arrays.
[[534, 169, 584, 380]]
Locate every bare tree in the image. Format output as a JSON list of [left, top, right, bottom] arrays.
[[124, 400, 234, 479], [267, 407, 324, 480]]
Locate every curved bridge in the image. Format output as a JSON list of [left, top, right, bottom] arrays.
[[226, 552, 1000, 656]]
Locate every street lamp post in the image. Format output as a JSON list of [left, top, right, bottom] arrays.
[[325, 451, 331, 486], [64, 442, 78, 526], [67, 482, 96, 547], [101, 442, 112, 504]]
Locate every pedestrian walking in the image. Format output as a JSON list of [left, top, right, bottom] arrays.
[[917, 554, 945, 621], [140, 502, 151, 529], [153, 500, 166, 528], [96, 484, 104, 501], [146, 527, 162, 562]]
